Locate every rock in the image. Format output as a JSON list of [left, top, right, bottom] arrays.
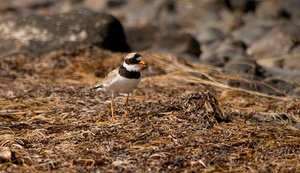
[[246, 25, 297, 58], [213, 9, 244, 35], [261, 66, 300, 80], [282, 54, 300, 72], [288, 87, 300, 97], [256, 53, 300, 72], [0, 11, 130, 56], [84, 0, 178, 27], [227, 79, 284, 96], [225, 0, 256, 13], [231, 23, 272, 46], [9, 0, 54, 8], [125, 25, 159, 51], [226, 58, 300, 84], [256, 57, 283, 69], [0, 0, 82, 18], [151, 30, 201, 58], [154, 0, 177, 24], [263, 77, 296, 95], [176, 0, 227, 28], [281, 22, 300, 40], [223, 59, 267, 79], [84, 0, 127, 11], [194, 26, 224, 46], [105, 0, 127, 8], [126, 23, 201, 59], [277, 0, 300, 20], [117, 0, 166, 26], [125, 23, 201, 57], [200, 38, 247, 67], [291, 45, 300, 53], [255, 1, 287, 19], [83, 0, 107, 11]]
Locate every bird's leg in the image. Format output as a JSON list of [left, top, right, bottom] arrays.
[[122, 93, 130, 118], [111, 97, 117, 121]]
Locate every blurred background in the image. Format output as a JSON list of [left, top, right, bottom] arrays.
[[0, 0, 300, 76]]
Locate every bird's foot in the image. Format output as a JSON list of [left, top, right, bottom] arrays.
[[122, 112, 129, 118], [96, 113, 119, 124], [97, 118, 118, 124], [110, 116, 118, 122]]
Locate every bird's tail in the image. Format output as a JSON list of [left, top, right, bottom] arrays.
[[93, 84, 103, 92]]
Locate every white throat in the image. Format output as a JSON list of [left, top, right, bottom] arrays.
[[123, 62, 141, 72]]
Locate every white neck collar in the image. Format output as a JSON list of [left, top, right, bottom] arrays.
[[122, 62, 141, 72]]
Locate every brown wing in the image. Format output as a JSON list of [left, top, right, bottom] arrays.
[[100, 67, 120, 86]]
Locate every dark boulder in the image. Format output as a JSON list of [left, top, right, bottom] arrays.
[[0, 11, 130, 56]]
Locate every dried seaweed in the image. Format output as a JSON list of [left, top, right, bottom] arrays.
[[0, 47, 299, 172]]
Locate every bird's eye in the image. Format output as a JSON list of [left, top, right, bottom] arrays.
[[136, 56, 142, 61]]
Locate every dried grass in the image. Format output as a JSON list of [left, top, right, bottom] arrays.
[[0, 47, 299, 172]]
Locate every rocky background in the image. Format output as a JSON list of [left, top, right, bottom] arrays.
[[0, 0, 300, 172]]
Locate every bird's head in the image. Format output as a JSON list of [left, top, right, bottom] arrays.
[[123, 53, 146, 72]]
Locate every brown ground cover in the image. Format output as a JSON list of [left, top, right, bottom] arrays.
[[0, 47, 300, 172]]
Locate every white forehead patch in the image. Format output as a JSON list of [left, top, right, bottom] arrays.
[[136, 56, 142, 61]]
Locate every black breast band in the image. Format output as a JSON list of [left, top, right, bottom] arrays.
[[119, 65, 141, 79]]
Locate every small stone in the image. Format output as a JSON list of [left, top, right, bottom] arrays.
[[0, 147, 12, 163]]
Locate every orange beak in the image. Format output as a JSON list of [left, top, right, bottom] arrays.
[[139, 60, 146, 68]]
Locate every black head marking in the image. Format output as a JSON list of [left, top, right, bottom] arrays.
[[125, 53, 142, 65], [133, 53, 142, 59]]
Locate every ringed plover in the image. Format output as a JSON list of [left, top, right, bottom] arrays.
[[95, 53, 146, 121]]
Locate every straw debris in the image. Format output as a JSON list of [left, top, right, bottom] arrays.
[[0, 47, 299, 172]]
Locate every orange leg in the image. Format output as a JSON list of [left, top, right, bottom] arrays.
[[111, 97, 117, 121], [122, 94, 129, 118]]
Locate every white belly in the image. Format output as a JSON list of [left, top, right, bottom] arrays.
[[103, 74, 141, 94]]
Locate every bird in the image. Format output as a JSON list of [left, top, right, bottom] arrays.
[[94, 53, 146, 121]]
